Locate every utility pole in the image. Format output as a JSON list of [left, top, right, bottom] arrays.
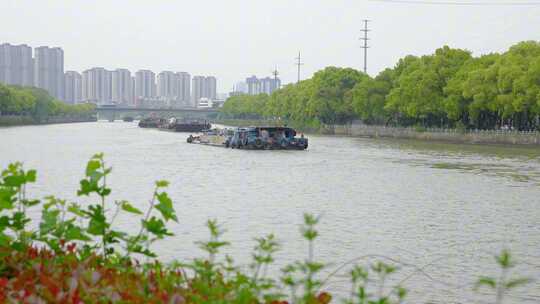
[[271, 67, 280, 90], [360, 19, 370, 74], [295, 52, 303, 83]]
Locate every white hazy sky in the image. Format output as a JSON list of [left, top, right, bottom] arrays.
[[1, 0, 539, 92]]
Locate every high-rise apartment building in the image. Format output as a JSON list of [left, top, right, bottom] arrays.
[[157, 71, 176, 98], [244, 75, 280, 95], [130, 76, 136, 105], [191, 76, 217, 107], [259, 77, 280, 94], [0, 43, 33, 86], [34, 46, 64, 100], [176, 72, 191, 105], [156, 71, 179, 107], [64, 71, 82, 104], [191, 76, 204, 107], [112, 68, 132, 105], [205, 76, 217, 100], [246, 75, 260, 95], [135, 70, 156, 100], [82, 67, 112, 104]]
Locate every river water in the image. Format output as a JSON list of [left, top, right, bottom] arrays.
[[1, 122, 539, 303]]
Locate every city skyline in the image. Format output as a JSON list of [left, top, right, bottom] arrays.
[[0, 42, 219, 107]]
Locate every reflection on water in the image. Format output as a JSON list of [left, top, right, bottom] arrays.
[[0, 122, 539, 303], [370, 138, 540, 186]]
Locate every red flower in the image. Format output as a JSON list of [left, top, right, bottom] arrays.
[[0, 277, 8, 289], [317, 292, 332, 304], [67, 243, 77, 253]]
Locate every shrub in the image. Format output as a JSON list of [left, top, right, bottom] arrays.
[[0, 155, 531, 303]]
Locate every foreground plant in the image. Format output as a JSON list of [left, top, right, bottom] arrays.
[[0, 155, 533, 303], [476, 250, 531, 304]]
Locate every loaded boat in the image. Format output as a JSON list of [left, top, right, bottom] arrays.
[[187, 126, 308, 150], [138, 117, 210, 132], [159, 117, 211, 132], [138, 117, 167, 128], [187, 128, 235, 146]]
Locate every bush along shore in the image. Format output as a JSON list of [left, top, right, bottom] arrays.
[[0, 83, 96, 126], [0, 155, 532, 303], [220, 41, 540, 133]]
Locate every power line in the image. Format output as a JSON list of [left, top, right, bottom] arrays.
[[294, 52, 304, 84], [360, 20, 370, 74], [369, 0, 540, 5]]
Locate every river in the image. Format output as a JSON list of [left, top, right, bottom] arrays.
[[1, 122, 539, 303]]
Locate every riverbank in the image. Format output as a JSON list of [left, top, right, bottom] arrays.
[[0, 115, 97, 126], [215, 119, 540, 146], [346, 124, 540, 146]]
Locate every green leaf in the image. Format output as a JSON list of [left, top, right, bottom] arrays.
[[88, 217, 106, 235], [23, 199, 40, 207], [143, 217, 173, 237], [25, 170, 37, 182], [11, 211, 30, 231], [106, 229, 127, 242], [85, 159, 101, 176], [77, 179, 97, 196], [397, 286, 407, 300], [0, 188, 16, 210], [155, 180, 169, 188], [496, 250, 514, 269], [67, 203, 86, 217], [87, 205, 107, 235], [0, 231, 11, 246], [155, 192, 177, 222], [3, 175, 25, 187], [475, 277, 496, 290], [129, 244, 157, 257], [40, 209, 60, 235], [0, 216, 10, 231], [65, 225, 91, 241], [505, 277, 531, 289], [100, 187, 111, 197], [0, 195, 14, 211], [120, 201, 143, 215]]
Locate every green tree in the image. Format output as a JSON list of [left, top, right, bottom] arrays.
[[307, 67, 368, 124], [386, 46, 471, 127], [350, 69, 393, 124]]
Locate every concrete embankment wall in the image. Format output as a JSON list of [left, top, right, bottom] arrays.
[[324, 124, 540, 146], [212, 119, 540, 146]]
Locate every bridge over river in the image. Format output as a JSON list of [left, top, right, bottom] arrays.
[[96, 106, 219, 121]]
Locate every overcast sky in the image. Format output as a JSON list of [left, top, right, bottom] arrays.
[[1, 0, 539, 92]]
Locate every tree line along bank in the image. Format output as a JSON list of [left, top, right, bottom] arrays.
[[0, 84, 96, 125], [220, 41, 540, 132]]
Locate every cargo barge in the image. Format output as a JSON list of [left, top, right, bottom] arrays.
[[159, 118, 211, 132], [138, 117, 210, 132], [187, 127, 308, 150]]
